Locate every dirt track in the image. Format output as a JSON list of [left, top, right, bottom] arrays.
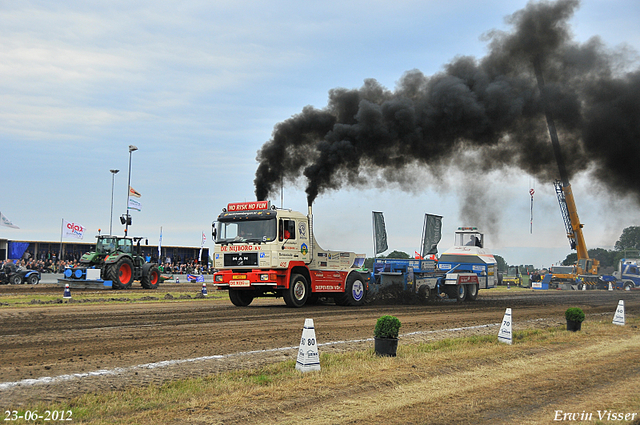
[[1, 284, 639, 409]]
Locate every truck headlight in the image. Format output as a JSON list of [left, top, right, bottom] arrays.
[[215, 275, 223, 283], [260, 274, 269, 281]]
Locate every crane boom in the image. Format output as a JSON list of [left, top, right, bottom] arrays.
[[533, 57, 599, 285]]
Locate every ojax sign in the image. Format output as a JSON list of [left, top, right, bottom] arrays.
[[62, 220, 85, 240]]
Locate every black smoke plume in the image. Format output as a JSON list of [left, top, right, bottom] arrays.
[[255, 0, 640, 209]]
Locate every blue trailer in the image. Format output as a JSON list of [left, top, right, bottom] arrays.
[[368, 227, 497, 302]]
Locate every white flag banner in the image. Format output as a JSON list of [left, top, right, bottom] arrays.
[[62, 219, 85, 239], [128, 198, 142, 211], [0, 212, 19, 229]]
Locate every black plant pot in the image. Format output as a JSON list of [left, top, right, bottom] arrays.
[[566, 319, 582, 332], [374, 337, 398, 357]]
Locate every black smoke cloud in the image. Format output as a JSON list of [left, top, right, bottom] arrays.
[[254, 0, 640, 209]]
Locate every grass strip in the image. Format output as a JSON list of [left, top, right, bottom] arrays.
[[7, 317, 639, 424]]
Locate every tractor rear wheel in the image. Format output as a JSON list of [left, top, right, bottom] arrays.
[[108, 257, 134, 289], [141, 266, 160, 289], [10, 274, 22, 285]]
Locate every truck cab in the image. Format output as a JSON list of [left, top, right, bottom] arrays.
[[213, 201, 367, 307]]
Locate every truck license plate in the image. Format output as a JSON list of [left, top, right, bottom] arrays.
[[230, 280, 251, 287]]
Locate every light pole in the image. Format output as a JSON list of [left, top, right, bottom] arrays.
[[124, 145, 138, 236], [109, 169, 120, 236]]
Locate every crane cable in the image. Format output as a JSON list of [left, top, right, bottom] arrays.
[[529, 179, 535, 234]]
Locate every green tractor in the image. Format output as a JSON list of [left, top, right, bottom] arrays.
[[75, 235, 160, 289]]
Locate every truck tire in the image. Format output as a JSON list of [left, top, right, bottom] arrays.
[[229, 289, 254, 306], [283, 273, 309, 307], [10, 274, 22, 285], [466, 284, 478, 301], [141, 266, 160, 289], [624, 281, 633, 291], [334, 273, 367, 306], [107, 257, 134, 289]]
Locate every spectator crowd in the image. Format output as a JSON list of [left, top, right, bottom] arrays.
[[8, 251, 213, 275]]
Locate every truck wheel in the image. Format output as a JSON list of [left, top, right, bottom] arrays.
[[624, 281, 633, 291], [335, 273, 367, 306], [466, 284, 478, 301], [283, 273, 309, 307], [108, 257, 134, 289], [27, 274, 39, 285], [10, 275, 22, 285], [141, 266, 160, 289], [229, 289, 254, 306]]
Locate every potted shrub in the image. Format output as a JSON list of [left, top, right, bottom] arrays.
[[565, 307, 585, 332], [374, 315, 401, 356]]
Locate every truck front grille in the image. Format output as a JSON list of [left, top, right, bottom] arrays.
[[224, 253, 258, 267]]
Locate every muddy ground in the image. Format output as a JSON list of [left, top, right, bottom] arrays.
[[1, 283, 639, 419]]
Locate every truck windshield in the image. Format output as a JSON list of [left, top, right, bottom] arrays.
[[455, 232, 483, 247], [216, 218, 276, 243]]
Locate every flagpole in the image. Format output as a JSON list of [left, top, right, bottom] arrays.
[[372, 212, 376, 259], [59, 218, 63, 262]]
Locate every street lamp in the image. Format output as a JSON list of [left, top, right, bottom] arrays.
[[123, 145, 138, 236], [109, 169, 120, 236]]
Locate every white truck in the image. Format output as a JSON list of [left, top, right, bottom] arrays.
[[600, 258, 640, 291], [212, 201, 367, 307]]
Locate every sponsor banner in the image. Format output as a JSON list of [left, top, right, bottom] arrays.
[[227, 201, 269, 212], [62, 219, 85, 239], [372, 211, 388, 255], [421, 213, 443, 257]]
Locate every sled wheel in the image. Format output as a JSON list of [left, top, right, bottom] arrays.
[[418, 285, 433, 302], [108, 257, 134, 289], [283, 273, 309, 307], [449, 284, 467, 302], [466, 284, 478, 301], [141, 266, 160, 289], [229, 288, 254, 306]]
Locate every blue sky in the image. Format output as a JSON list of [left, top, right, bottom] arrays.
[[1, 0, 639, 268]]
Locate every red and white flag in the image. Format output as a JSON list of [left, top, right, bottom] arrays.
[[62, 219, 85, 239]]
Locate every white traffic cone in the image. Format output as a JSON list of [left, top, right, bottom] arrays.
[[63, 283, 72, 299], [201, 283, 208, 296], [608, 282, 613, 291], [613, 300, 625, 326], [582, 282, 586, 291], [176, 277, 179, 284], [498, 308, 512, 345], [296, 318, 321, 372]]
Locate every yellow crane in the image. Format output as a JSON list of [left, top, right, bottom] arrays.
[[534, 57, 599, 289]]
